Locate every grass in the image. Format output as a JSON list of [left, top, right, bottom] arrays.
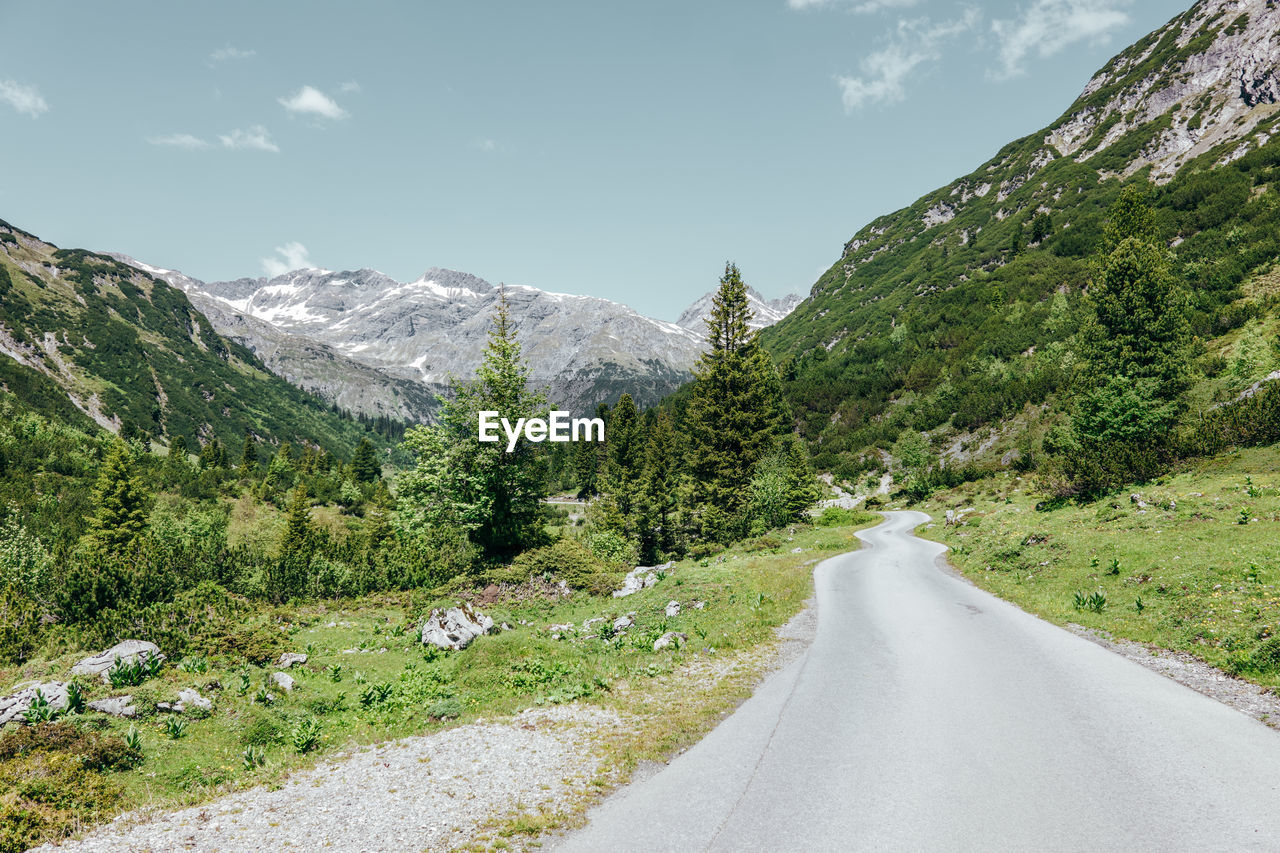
[[918, 444, 1280, 686], [0, 516, 877, 852]]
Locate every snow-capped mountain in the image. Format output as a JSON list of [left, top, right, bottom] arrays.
[[676, 287, 803, 333]]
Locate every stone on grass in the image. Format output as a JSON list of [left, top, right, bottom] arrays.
[[548, 623, 575, 640], [421, 603, 495, 651], [653, 631, 688, 652], [665, 600, 681, 617], [277, 652, 308, 668], [272, 672, 296, 692], [612, 562, 675, 598], [0, 682, 69, 728], [72, 640, 165, 683], [612, 613, 635, 633], [88, 695, 137, 718]]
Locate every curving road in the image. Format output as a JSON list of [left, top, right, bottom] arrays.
[[553, 511, 1280, 852]]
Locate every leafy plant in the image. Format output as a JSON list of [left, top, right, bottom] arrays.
[[1105, 558, 1121, 576], [236, 672, 252, 696], [253, 686, 273, 706], [1073, 590, 1107, 613], [22, 689, 58, 724], [161, 716, 188, 740], [177, 655, 208, 673], [291, 716, 321, 754], [242, 745, 267, 770], [327, 664, 343, 683], [65, 682, 85, 715], [359, 682, 393, 708], [1134, 596, 1145, 613], [1238, 507, 1252, 525], [124, 725, 143, 754]]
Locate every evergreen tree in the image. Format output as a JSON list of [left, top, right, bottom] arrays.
[[351, 438, 380, 482], [637, 409, 682, 563], [1063, 187, 1193, 493], [279, 483, 315, 561], [397, 287, 548, 558], [240, 432, 258, 472], [780, 434, 820, 520], [85, 440, 152, 552], [685, 263, 790, 541], [572, 402, 610, 498], [600, 394, 642, 529], [199, 437, 227, 470]]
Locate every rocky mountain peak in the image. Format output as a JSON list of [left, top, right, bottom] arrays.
[[676, 286, 803, 333]]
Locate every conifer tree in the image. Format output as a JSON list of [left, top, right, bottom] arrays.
[[685, 263, 790, 541], [397, 287, 547, 558], [279, 483, 315, 561], [240, 432, 258, 472], [601, 394, 642, 527], [351, 438, 380, 482], [637, 409, 682, 563], [85, 440, 152, 552]]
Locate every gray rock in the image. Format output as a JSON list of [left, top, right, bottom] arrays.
[[548, 623, 576, 640], [175, 687, 212, 713], [0, 682, 69, 727], [612, 614, 636, 633], [272, 672, 296, 692], [72, 640, 165, 683], [613, 562, 675, 598], [277, 652, 309, 668], [88, 695, 137, 718], [653, 631, 688, 652], [421, 603, 495, 651], [665, 600, 681, 617], [582, 617, 605, 633]]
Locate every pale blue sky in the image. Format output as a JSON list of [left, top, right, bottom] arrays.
[[0, 0, 1189, 319]]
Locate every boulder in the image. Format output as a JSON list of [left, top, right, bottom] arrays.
[[421, 603, 494, 651], [272, 672, 296, 692], [653, 631, 688, 652], [72, 640, 164, 683], [612, 613, 635, 633], [277, 652, 308, 669], [548, 623, 575, 640], [175, 687, 212, 713], [664, 600, 681, 617], [0, 682, 69, 728], [612, 562, 675, 598], [88, 695, 137, 718], [582, 617, 605, 632]]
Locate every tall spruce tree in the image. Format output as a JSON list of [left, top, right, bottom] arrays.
[[637, 409, 682, 563], [85, 440, 152, 552], [685, 263, 790, 541], [239, 432, 258, 472], [599, 394, 642, 532], [1063, 187, 1193, 492], [351, 438, 380, 482], [397, 287, 548, 558]]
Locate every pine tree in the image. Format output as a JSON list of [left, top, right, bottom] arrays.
[[240, 432, 258, 472], [199, 437, 227, 470], [85, 440, 152, 552], [397, 287, 548, 559], [601, 394, 642, 528], [279, 483, 315, 561], [685, 263, 790, 541], [780, 434, 820, 520], [351, 438, 380, 482], [637, 410, 682, 563], [1065, 186, 1193, 492]]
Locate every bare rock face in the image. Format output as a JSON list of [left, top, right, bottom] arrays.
[[421, 604, 495, 651], [0, 682, 69, 727], [676, 286, 802, 333], [88, 695, 137, 718], [72, 640, 164, 683]]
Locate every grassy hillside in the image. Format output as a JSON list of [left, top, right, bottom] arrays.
[[763, 0, 1280, 478], [919, 444, 1280, 689], [0, 218, 393, 456]]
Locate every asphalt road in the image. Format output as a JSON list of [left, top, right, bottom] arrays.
[[552, 511, 1280, 852]]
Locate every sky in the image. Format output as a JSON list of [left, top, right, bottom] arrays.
[[0, 0, 1191, 320]]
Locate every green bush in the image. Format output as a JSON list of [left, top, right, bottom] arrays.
[[815, 507, 878, 527]]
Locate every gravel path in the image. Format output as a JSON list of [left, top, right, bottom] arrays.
[[34, 705, 622, 853]]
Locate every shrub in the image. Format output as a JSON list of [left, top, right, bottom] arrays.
[[291, 716, 322, 754], [815, 507, 878, 527]]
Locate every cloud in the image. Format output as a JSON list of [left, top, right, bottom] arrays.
[[990, 0, 1130, 78], [337, 81, 361, 94], [219, 125, 280, 153], [0, 79, 49, 117], [261, 241, 312, 277], [473, 138, 499, 153], [837, 11, 979, 110], [148, 133, 211, 149], [210, 45, 255, 62], [787, 0, 921, 12], [278, 85, 348, 120]]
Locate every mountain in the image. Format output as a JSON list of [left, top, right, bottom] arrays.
[[0, 219, 388, 454], [676, 287, 803, 333], [764, 0, 1280, 475], [136, 264, 710, 416]]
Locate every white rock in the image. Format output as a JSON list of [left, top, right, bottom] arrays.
[[421, 603, 494, 651], [277, 652, 309, 668], [664, 600, 680, 617], [653, 631, 688, 652], [88, 695, 137, 718], [175, 687, 213, 713], [273, 672, 296, 692], [72, 640, 165, 683], [612, 614, 635, 633], [0, 682, 69, 727], [612, 562, 675, 598]]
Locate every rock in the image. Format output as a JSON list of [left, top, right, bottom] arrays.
[[175, 687, 212, 713], [665, 600, 680, 617], [582, 617, 605, 634], [612, 614, 635, 633], [87, 695, 137, 718], [277, 652, 308, 668], [272, 672, 296, 692], [653, 631, 688, 651], [790, 547, 803, 553], [945, 509, 957, 526], [0, 682, 69, 728], [612, 562, 675, 598], [548, 622, 575, 640], [692, 601, 706, 610], [72, 640, 165, 683], [421, 603, 494, 651]]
